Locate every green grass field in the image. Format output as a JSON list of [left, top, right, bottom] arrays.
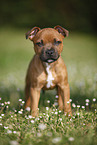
[[0, 27, 97, 145]]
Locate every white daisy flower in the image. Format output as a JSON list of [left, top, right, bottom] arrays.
[[52, 137, 61, 143], [68, 137, 74, 141], [85, 99, 89, 103], [93, 98, 96, 102], [38, 123, 46, 130]]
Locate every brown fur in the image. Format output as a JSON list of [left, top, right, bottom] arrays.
[[25, 26, 72, 116]]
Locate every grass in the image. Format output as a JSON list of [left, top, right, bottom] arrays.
[[0, 27, 97, 145], [0, 103, 97, 145]]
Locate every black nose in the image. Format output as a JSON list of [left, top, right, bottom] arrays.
[[46, 48, 55, 56]]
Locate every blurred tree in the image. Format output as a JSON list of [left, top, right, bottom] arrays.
[[0, 0, 97, 32]]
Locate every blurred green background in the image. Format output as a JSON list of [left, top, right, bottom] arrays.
[[0, 0, 97, 109], [0, 0, 97, 32]]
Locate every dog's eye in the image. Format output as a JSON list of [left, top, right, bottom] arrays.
[[36, 40, 43, 47], [54, 39, 62, 46], [56, 41, 62, 45]]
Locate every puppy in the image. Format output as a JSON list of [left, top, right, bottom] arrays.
[[25, 25, 72, 116]]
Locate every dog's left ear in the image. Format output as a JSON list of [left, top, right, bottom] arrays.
[[25, 27, 40, 41], [54, 25, 69, 38]]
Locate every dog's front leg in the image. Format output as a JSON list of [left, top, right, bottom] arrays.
[[30, 87, 41, 117], [59, 83, 72, 116], [63, 83, 72, 116], [57, 87, 64, 110]]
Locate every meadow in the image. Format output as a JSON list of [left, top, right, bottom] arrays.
[[0, 27, 97, 145]]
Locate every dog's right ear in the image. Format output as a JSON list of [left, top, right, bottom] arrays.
[[25, 27, 40, 41]]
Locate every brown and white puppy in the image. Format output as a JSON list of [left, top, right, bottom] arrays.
[[25, 25, 72, 117]]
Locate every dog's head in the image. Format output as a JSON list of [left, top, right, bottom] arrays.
[[26, 25, 69, 63]]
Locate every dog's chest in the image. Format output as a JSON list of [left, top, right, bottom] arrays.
[[45, 63, 54, 88]]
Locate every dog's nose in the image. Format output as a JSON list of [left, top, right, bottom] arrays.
[[46, 48, 55, 56]]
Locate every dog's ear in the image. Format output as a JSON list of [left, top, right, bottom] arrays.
[[25, 27, 40, 41], [54, 25, 69, 38]]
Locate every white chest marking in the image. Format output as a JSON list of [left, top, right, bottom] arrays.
[[46, 63, 54, 88]]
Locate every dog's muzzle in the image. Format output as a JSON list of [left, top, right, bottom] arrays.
[[40, 48, 59, 63]]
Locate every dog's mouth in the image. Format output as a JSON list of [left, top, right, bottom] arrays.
[[40, 54, 60, 63], [46, 57, 59, 63], [40, 48, 60, 63], [40, 57, 59, 63], [47, 59, 55, 63]]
